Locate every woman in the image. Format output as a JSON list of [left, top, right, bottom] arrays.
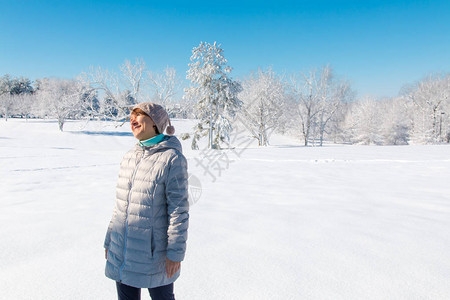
[[104, 102, 189, 300]]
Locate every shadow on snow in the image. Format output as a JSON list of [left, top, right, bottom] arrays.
[[69, 131, 133, 137]]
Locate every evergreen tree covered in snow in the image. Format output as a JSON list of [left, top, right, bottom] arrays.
[[0, 75, 35, 120], [0, 74, 34, 96], [185, 42, 242, 149]]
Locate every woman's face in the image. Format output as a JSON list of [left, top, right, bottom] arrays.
[[130, 110, 157, 141]]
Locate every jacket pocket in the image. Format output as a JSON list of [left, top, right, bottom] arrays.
[[150, 227, 155, 258]]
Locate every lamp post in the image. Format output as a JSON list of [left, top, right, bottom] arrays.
[[439, 111, 445, 142]]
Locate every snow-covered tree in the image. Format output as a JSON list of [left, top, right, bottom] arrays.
[[291, 66, 351, 146], [185, 42, 242, 149], [0, 75, 36, 120], [148, 67, 177, 106], [0, 74, 34, 96], [0, 75, 13, 96], [344, 97, 383, 145], [120, 58, 146, 103], [81, 59, 147, 121], [290, 71, 319, 146], [36, 78, 85, 131], [77, 81, 100, 120], [380, 97, 411, 145], [324, 101, 350, 144], [11, 93, 37, 120], [239, 68, 286, 146], [0, 94, 14, 120], [316, 77, 352, 146], [81, 67, 122, 120], [404, 74, 450, 144]]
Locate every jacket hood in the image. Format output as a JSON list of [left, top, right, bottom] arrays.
[[135, 135, 183, 153]]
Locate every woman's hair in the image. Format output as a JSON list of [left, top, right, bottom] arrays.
[[131, 108, 160, 134]]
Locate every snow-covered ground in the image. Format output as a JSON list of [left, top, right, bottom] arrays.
[[1, 119, 449, 300]]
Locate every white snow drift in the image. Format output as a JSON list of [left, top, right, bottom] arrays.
[[0, 119, 449, 299]]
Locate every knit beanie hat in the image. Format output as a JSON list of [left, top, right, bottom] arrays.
[[132, 102, 175, 135]]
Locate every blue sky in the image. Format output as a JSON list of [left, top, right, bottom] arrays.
[[1, 0, 449, 98]]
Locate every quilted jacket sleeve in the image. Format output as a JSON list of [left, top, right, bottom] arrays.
[[165, 153, 189, 262]]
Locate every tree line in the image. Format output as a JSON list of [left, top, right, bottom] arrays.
[[1, 42, 449, 148]]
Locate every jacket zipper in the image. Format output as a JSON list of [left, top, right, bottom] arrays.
[[119, 150, 145, 282]]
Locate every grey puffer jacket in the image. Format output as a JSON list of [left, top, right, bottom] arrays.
[[104, 135, 189, 288]]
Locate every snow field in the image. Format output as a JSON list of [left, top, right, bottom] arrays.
[[0, 119, 449, 299]]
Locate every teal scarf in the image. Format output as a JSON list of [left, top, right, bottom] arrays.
[[139, 134, 165, 148]]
